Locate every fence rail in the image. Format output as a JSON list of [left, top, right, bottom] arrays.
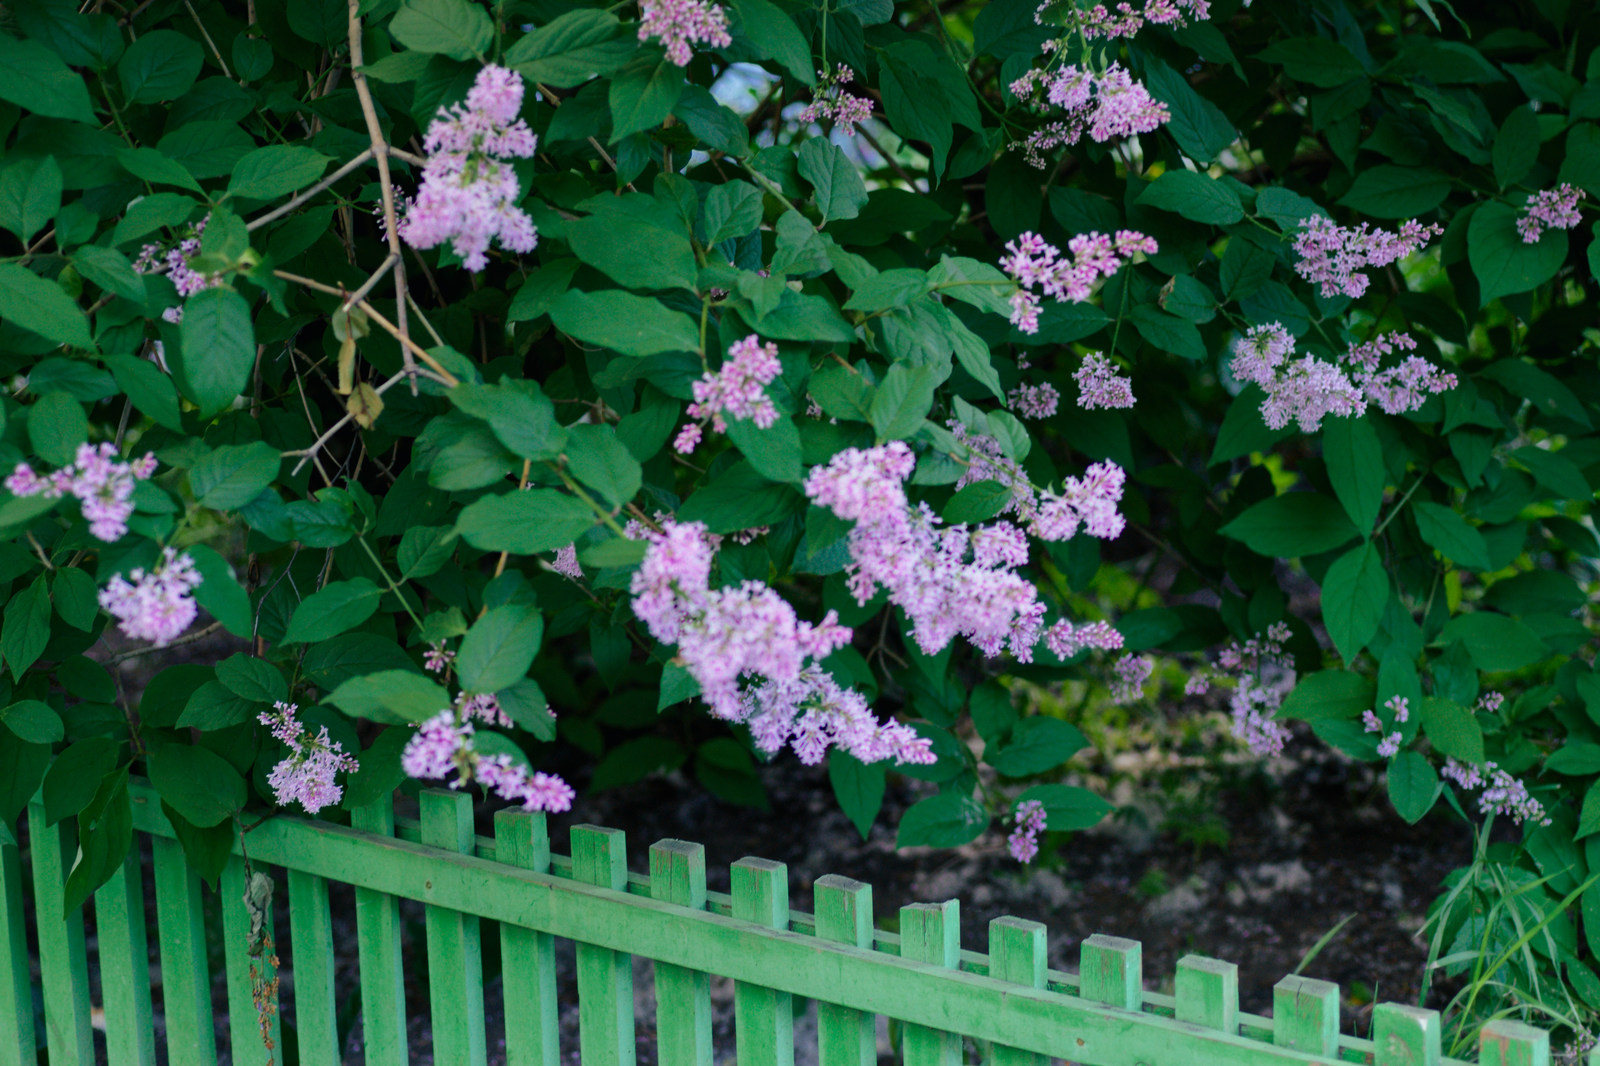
[[0, 780, 1563, 1066]]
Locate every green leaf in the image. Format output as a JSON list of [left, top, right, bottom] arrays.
[[1511, 445, 1593, 500], [701, 182, 763, 244], [280, 579, 383, 644], [577, 536, 647, 570], [28, 391, 86, 466], [1322, 542, 1388, 664], [1387, 750, 1439, 824], [1470, 200, 1567, 305], [727, 0, 815, 84], [1129, 304, 1206, 360], [175, 287, 255, 417], [798, 139, 868, 224], [504, 10, 632, 88], [0, 35, 98, 123], [676, 460, 802, 533], [216, 654, 288, 704], [342, 727, 415, 808], [389, 0, 493, 60], [1137, 170, 1244, 225], [1415, 696, 1485, 767], [609, 52, 685, 143], [942, 480, 1011, 524], [186, 545, 253, 638], [0, 732, 49, 827], [1322, 416, 1385, 533], [1257, 37, 1366, 87], [0, 262, 92, 349], [877, 40, 981, 175], [1016, 783, 1113, 831], [1279, 670, 1374, 721], [62, 769, 130, 913], [43, 737, 119, 825], [1336, 166, 1451, 219], [73, 246, 146, 306], [3, 576, 51, 682], [895, 791, 988, 848], [870, 364, 939, 441], [118, 29, 203, 104], [565, 210, 697, 291], [115, 146, 202, 194], [327, 670, 451, 725], [227, 146, 331, 202], [50, 566, 99, 631], [1219, 492, 1358, 557], [565, 424, 642, 509], [148, 743, 245, 828], [287, 0, 348, 46], [0, 157, 62, 244], [1438, 613, 1551, 672], [398, 525, 457, 579], [449, 378, 568, 461], [827, 750, 885, 840], [0, 700, 63, 744], [1493, 106, 1541, 189], [496, 677, 555, 740], [987, 716, 1089, 777], [725, 414, 803, 484], [1413, 501, 1491, 571], [673, 85, 750, 157], [175, 681, 259, 730], [456, 490, 596, 554], [191, 441, 281, 511], [1143, 58, 1236, 165], [550, 290, 700, 356]]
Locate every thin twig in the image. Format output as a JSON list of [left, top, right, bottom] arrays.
[[105, 621, 224, 665], [340, 251, 399, 311], [347, 0, 418, 385], [405, 290, 447, 346], [274, 270, 460, 385], [184, 1, 234, 81], [280, 363, 451, 475], [245, 147, 374, 231]]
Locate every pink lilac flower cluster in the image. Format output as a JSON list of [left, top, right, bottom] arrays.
[[1291, 215, 1442, 300], [797, 65, 875, 134], [1518, 184, 1585, 243], [1009, 64, 1170, 167], [950, 423, 1127, 544], [1073, 0, 1211, 38], [676, 335, 782, 453], [458, 691, 510, 728], [1230, 324, 1456, 433], [1007, 799, 1048, 864], [401, 709, 575, 812], [1007, 382, 1060, 419], [1440, 758, 1549, 827], [629, 517, 934, 766], [6, 442, 157, 542], [423, 643, 455, 673], [134, 213, 224, 323], [99, 546, 203, 646], [1361, 695, 1411, 759], [1044, 619, 1123, 659], [552, 543, 582, 579], [638, 0, 731, 66], [1000, 230, 1156, 334], [398, 65, 538, 272], [806, 442, 1047, 660], [1110, 654, 1153, 704], [1073, 352, 1135, 410], [259, 701, 359, 814], [1186, 623, 1295, 756]]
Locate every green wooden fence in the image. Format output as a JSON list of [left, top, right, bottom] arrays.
[[0, 779, 1568, 1066]]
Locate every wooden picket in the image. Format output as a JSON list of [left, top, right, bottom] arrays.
[[0, 779, 1578, 1065]]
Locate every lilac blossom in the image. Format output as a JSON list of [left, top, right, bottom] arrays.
[[949, 423, 1127, 543], [99, 547, 204, 646], [8, 442, 158, 542], [424, 644, 455, 674], [1440, 758, 1549, 827], [1009, 63, 1170, 166], [637, 0, 731, 66], [1001, 230, 1156, 333], [677, 335, 782, 452], [1073, 352, 1135, 410], [134, 213, 225, 321], [259, 701, 359, 814], [1230, 324, 1455, 432], [628, 517, 933, 767], [1007, 799, 1048, 864], [1077, 0, 1211, 37], [1518, 184, 1585, 243], [1007, 382, 1060, 419], [553, 543, 582, 579], [401, 709, 575, 812], [398, 65, 539, 272], [1110, 654, 1153, 703], [1189, 623, 1295, 756], [1291, 215, 1442, 300], [798, 65, 874, 133]]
